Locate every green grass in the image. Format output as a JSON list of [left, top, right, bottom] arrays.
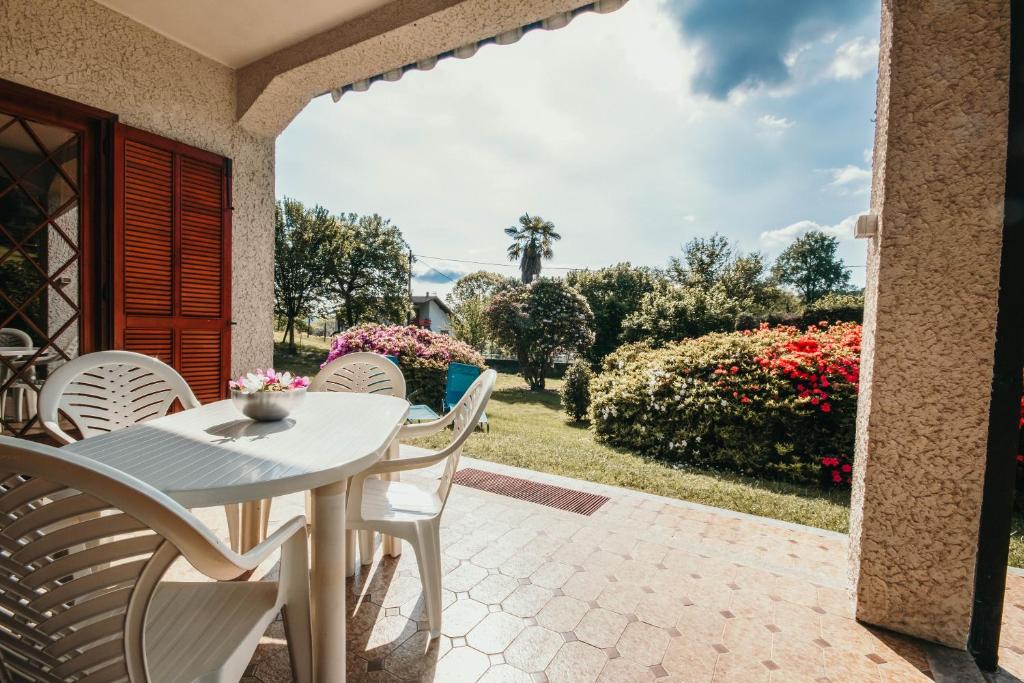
[[415, 373, 852, 533], [272, 331, 332, 378], [269, 347, 1024, 568]]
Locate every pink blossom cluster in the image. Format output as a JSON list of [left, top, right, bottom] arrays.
[[323, 324, 484, 369], [229, 368, 310, 393]]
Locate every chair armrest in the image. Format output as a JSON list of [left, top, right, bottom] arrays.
[[399, 409, 456, 439], [234, 515, 308, 571], [359, 450, 449, 478]]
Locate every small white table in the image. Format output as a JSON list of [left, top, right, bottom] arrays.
[[62, 392, 409, 683]]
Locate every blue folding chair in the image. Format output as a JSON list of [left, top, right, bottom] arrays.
[[444, 362, 489, 431]]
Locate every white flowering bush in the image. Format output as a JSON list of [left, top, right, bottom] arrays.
[[486, 278, 595, 390]]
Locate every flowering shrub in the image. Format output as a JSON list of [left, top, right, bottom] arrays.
[[560, 359, 594, 422], [323, 324, 484, 410], [591, 322, 861, 485], [230, 368, 309, 393], [486, 279, 594, 390]]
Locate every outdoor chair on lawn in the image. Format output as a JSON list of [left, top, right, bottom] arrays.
[[0, 437, 312, 683], [36, 351, 250, 552], [345, 369, 496, 637]]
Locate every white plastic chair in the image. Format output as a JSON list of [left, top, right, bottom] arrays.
[[0, 436, 312, 682], [36, 351, 248, 551], [310, 351, 407, 397], [1, 328, 34, 425], [0, 327, 31, 347], [345, 369, 496, 638], [309, 351, 407, 561]]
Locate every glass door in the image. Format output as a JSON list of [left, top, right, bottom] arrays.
[[0, 112, 83, 436]]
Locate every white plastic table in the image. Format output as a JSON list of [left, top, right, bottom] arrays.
[[62, 392, 410, 683]]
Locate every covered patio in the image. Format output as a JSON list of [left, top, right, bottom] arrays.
[[190, 458, 1022, 682], [2, 0, 1023, 680]]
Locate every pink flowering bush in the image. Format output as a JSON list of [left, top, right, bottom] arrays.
[[591, 322, 861, 486], [323, 324, 484, 409]]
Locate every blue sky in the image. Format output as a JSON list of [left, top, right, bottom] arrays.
[[276, 0, 880, 296]]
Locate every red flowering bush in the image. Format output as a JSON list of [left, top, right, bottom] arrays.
[[324, 324, 484, 409], [591, 322, 861, 486]]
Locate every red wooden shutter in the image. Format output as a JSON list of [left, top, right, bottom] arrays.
[[113, 125, 232, 403]]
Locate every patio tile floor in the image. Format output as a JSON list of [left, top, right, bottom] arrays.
[[181, 457, 1023, 682]]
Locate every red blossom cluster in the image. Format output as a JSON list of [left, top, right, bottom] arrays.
[[820, 455, 853, 486], [754, 322, 861, 416]]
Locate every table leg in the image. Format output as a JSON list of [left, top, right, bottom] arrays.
[[240, 500, 262, 552], [311, 480, 348, 683], [382, 440, 402, 557]]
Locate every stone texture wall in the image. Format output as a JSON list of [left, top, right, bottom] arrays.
[[0, 0, 275, 377], [849, 0, 1010, 648]]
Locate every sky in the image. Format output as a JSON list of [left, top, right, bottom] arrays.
[[276, 0, 881, 297]]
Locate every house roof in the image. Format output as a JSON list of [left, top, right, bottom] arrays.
[[412, 295, 452, 316]]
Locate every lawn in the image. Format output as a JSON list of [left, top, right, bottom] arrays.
[[273, 340, 1024, 568]]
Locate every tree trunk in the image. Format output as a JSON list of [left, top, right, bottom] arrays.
[[286, 317, 296, 353]]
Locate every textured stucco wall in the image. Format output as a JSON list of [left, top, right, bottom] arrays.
[[849, 0, 1010, 648], [0, 0, 275, 377]]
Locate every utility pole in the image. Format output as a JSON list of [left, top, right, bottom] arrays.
[[408, 247, 415, 324]]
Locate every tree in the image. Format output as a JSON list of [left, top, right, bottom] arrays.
[[771, 230, 851, 304], [446, 271, 518, 351], [668, 233, 734, 288], [486, 279, 594, 390], [621, 285, 738, 345], [274, 198, 336, 353], [325, 213, 411, 329], [717, 252, 785, 315], [505, 213, 561, 284], [566, 264, 665, 363]]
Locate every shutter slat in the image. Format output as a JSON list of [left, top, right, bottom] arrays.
[[123, 140, 172, 317]]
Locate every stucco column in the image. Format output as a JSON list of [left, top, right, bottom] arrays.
[[849, 0, 1010, 648]]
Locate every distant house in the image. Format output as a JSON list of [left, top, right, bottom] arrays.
[[411, 294, 452, 334]]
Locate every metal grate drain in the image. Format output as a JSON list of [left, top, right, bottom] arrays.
[[452, 468, 609, 516]]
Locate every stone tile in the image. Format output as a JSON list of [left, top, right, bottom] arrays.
[[537, 595, 591, 632], [444, 562, 490, 593], [563, 571, 612, 602], [471, 573, 522, 605], [576, 608, 629, 649], [479, 663, 536, 683], [546, 641, 608, 683], [504, 584, 556, 618], [186, 466, 1020, 683], [616, 621, 670, 667], [430, 645, 490, 682], [598, 656, 658, 682], [467, 612, 527, 654], [532, 562, 577, 589], [598, 583, 648, 615], [441, 598, 488, 637], [505, 626, 565, 673]]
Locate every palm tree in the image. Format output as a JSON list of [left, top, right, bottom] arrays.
[[505, 213, 561, 284]]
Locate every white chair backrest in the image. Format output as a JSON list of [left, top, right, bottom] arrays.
[[435, 370, 496, 504], [0, 436, 247, 682], [38, 351, 200, 445], [0, 328, 31, 348], [310, 352, 406, 399]]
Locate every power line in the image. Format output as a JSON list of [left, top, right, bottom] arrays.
[[415, 253, 867, 273], [416, 258, 460, 283]]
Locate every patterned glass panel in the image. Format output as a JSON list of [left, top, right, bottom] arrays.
[[0, 112, 81, 436]]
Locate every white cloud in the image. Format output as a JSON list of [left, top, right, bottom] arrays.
[[683, 214, 697, 223], [825, 164, 871, 194], [758, 114, 794, 131], [829, 37, 879, 80], [759, 214, 859, 248]]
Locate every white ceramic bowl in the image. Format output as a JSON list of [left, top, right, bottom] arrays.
[[231, 387, 306, 421]]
